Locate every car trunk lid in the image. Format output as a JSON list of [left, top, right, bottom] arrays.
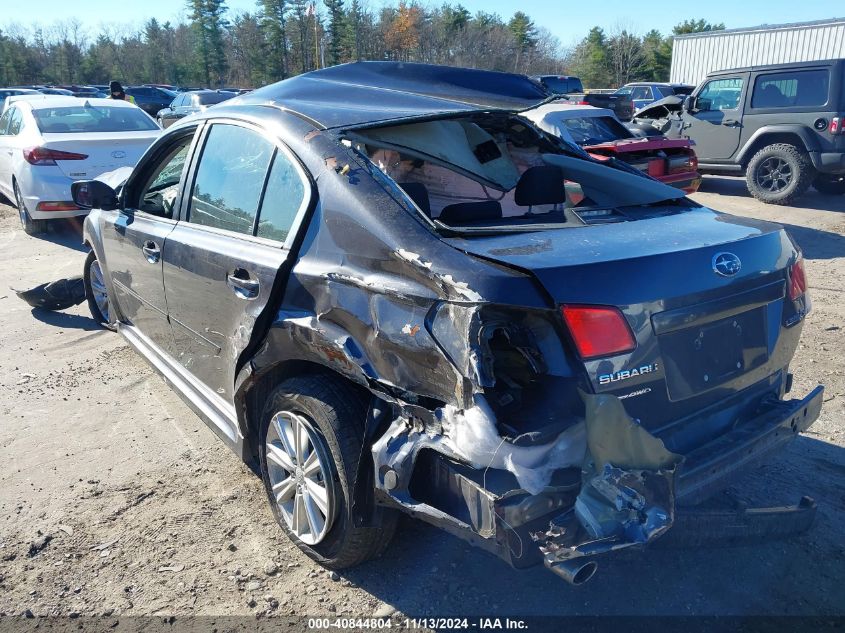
[[39, 132, 158, 180], [443, 207, 803, 430]]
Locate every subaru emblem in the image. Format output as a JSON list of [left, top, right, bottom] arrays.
[[111, 150, 126, 159], [712, 252, 741, 277]]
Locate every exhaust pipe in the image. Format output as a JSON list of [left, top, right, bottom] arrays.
[[545, 558, 598, 586]]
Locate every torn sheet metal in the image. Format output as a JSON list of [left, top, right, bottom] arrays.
[[14, 276, 86, 311], [534, 392, 683, 565], [373, 394, 586, 498]]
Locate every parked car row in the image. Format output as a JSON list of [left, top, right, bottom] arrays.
[[627, 58, 845, 205]]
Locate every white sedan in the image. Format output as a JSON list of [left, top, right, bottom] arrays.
[[0, 96, 161, 234]]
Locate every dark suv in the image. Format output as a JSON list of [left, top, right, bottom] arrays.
[[634, 59, 845, 204], [72, 62, 821, 586], [125, 85, 178, 117]]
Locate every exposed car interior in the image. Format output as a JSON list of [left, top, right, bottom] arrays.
[[347, 113, 690, 229]]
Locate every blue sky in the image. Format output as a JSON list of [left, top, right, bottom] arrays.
[[1, 0, 841, 45]]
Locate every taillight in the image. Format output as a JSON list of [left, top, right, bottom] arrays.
[[577, 100, 590, 106], [23, 147, 89, 166], [561, 305, 636, 359], [788, 257, 807, 301], [36, 201, 80, 212], [830, 117, 841, 135]]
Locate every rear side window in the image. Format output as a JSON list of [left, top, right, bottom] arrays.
[[0, 109, 11, 134], [256, 151, 307, 242], [630, 86, 653, 100], [188, 124, 275, 235], [751, 69, 829, 108], [6, 108, 23, 135]]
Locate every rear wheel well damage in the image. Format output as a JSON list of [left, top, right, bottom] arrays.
[[239, 359, 372, 463]]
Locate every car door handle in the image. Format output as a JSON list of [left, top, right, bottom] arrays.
[[142, 241, 160, 263], [227, 269, 259, 299], [722, 119, 741, 127]]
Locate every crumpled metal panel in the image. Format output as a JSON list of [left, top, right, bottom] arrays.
[[534, 392, 683, 565]]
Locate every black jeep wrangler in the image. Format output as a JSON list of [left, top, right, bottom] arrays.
[[631, 59, 845, 204]]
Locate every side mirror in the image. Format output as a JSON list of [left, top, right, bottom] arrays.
[[683, 95, 695, 112], [71, 180, 119, 211]]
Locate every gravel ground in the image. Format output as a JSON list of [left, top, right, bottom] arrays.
[[0, 176, 842, 621]]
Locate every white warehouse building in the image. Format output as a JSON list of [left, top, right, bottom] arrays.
[[670, 17, 845, 85]]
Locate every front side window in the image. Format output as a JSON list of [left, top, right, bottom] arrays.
[[135, 135, 194, 218], [751, 70, 829, 108], [696, 78, 744, 111], [188, 124, 275, 235]]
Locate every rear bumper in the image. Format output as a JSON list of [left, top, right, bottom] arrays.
[[17, 168, 87, 220], [676, 385, 824, 504], [813, 151, 845, 174], [659, 172, 701, 193]]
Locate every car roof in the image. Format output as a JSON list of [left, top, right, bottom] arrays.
[[230, 61, 550, 130], [709, 58, 842, 76]]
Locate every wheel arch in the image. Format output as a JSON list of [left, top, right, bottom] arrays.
[[236, 356, 375, 464], [737, 127, 819, 168]]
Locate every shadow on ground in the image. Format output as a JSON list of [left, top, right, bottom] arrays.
[[698, 176, 845, 215], [0, 193, 87, 253], [782, 222, 845, 260], [30, 307, 100, 331], [342, 436, 844, 617]]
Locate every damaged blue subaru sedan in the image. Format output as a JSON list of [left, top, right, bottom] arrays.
[[73, 62, 823, 585]]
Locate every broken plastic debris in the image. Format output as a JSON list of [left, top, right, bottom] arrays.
[[13, 276, 86, 311], [441, 396, 586, 495]]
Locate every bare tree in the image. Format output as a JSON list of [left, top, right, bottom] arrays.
[[607, 21, 644, 87]]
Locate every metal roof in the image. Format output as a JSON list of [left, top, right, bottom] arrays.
[[673, 17, 845, 39], [230, 61, 550, 130]]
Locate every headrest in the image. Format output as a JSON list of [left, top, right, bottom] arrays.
[[514, 166, 566, 206], [438, 200, 503, 224], [399, 182, 431, 217]]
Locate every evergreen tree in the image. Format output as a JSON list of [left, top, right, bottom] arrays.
[[187, 0, 229, 86], [324, 0, 347, 66], [259, 0, 289, 80]]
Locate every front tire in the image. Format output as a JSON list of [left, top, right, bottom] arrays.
[[813, 174, 845, 195], [83, 251, 116, 331], [14, 181, 47, 235], [745, 143, 814, 205], [259, 376, 397, 569]]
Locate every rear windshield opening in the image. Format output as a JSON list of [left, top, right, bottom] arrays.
[[348, 113, 689, 232], [32, 105, 159, 133]]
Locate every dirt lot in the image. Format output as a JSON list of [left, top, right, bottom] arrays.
[[0, 177, 843, 621]]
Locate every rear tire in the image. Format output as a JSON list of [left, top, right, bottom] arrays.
[[259, 375, 398, 570], [13, 181, 47, 235], [83, 251, 116, 331], [813, 174, 845, 195], [745, 143, 814, 205]]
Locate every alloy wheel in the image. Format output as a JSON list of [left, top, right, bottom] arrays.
[[756, 157, 793, 192], [265, 410, 336, 545], [89, 259, 110, 323]]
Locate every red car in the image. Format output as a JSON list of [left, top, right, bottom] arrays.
[[523, 103, 701, 194]]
